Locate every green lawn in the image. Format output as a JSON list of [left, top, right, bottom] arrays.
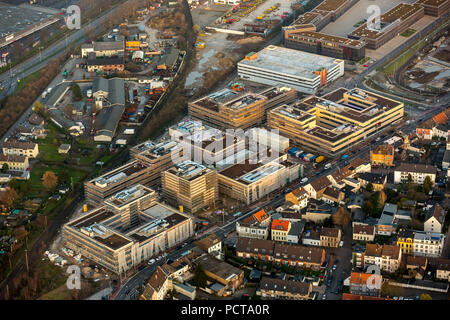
[[400, 28, 416, 37], [359, 57, 371, 65]]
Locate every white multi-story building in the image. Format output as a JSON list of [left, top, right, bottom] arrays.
[[238, 45, 345, 94], [394, 163, 437, 185], [363, 244, 402, 273], [413, 231, 445, 258], [236, 209, 271, 240], [424, 204, 446, 233]]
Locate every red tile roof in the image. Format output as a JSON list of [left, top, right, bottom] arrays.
[[271, 219, 290, 232]]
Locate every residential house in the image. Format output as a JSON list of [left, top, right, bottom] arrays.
[[302, 230, 321, 247], [302, 200, 335, 223], [353, 224, 375, 242], [363, 244, 402, 273], [286, 221, 305, 244], [258, 277, 312, 300], [271, 219, 291, 242], [321, 187, 344, 205], [236, 209, 271, 240], [424, 204, 446, 233], [140, 266, 171, 300], [394, 163, 437, 185], [2, 139, 39, 158], [396, 229, 416, 255], [376, 203, 397, 236], [433, 258, 450, 282], [194, 233, 222, 255], [320, 227, 341, 248], [0, 154, 29, 171], [349, 272, 382, 297], [285, 187, 308, 210], [358, 172, 387, 191], [370, 144, 394, 167], [406, 255, 427, 280], [304, 176, 332, 200]]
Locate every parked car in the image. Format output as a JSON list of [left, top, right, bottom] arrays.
[[148, 259, 155, 265], [301, 177, 308, 183], [322, 294, 326, 300]]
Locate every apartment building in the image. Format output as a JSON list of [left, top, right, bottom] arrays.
[[188, 86, 297, 130], [258, 277, 312, 300], [2, 139, 39, 158], [413, 231, 445, 257], [321, 187, 344, 205], [396, 229, 416, 255], [162, 160, 218, 214], [416, 0, 450, 17], [268, 88, 404, 157], [236, 209, 271, 240], [348, 3, 425, 49], [140, 266, 171, 300], [218, 154, 302, 205], [304, 176, 332, 200], [236, 237, 326, 270], [353, 224, 375, 242], [358, 172, 387, 191], [84, 161, 157, 206], [349, 272, 382, 297], [238, 46, 344, 94], [62, 193, 194, 274], [0, 154, 29, 171], [370, 145, 394, 167], [363, 244, 402, 273], [271, 219, 290, 242], [87, 55, 124, 73], [285, 187, 309, 211], [394, 163, 437, 185], [320, 227, 341, 248], [283, 24, 366, 61], [376, 203, 397, 236]]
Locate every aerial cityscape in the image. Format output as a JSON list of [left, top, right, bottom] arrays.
[[0, 0, 449, 305]]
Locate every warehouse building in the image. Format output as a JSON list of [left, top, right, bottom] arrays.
[[237, 46, 345, 94], [162, 160, 218, 214], [268, 88, 404, 156]]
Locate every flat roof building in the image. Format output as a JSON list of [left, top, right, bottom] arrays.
[[188, 86, 298, 130], [268, 88, 404, 156], [63, 196, 193, 274], [162, 160, 218, 214], [218, 154, 302, 205], [84, 161, 156, 206], [237, 45, 344, 94], [283, 24, 366, 61]]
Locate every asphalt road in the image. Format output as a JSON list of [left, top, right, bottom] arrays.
[[0, 0, 131, 99]]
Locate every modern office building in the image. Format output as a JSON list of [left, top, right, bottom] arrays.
[[188, 86, 298, 130], [283, 24, 366, 61], [84, 161, 155, 206], [416, 0, 449, 17], [218, 154, 302, 205], [162, 160, 218, 214], [63, 188, 194, 274], [268, 88, 404, 156], [237, 46, 345, 94]]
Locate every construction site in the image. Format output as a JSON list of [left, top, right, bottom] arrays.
[[204, 0, 301, 36]]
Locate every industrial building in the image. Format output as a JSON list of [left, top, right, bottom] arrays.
[[81, 41, 125, 58], [218, 153, 303, 205], [162, 160, 218, 214], [268, 88, 404, 156], [188, 86, 298, 130], [237, 46, 345, 94], [283, 24, 366, 61], [63, 185, 193, 274]]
